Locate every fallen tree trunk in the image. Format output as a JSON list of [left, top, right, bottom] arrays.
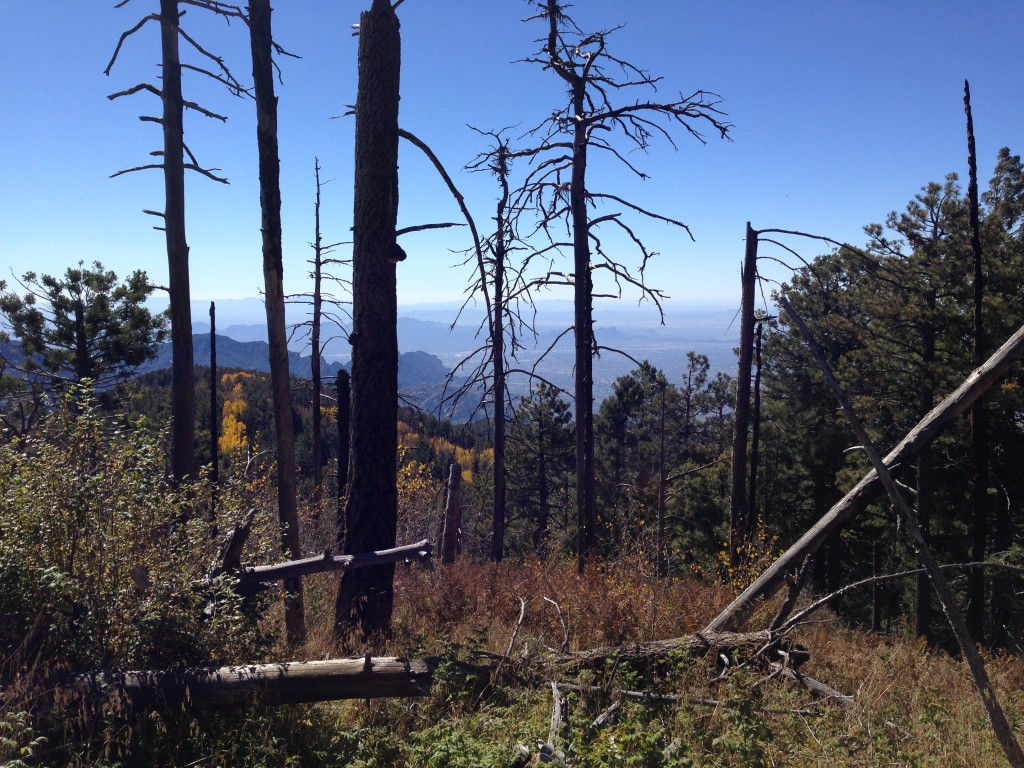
[[71, 656, 432, 710], [706, 320, 1024, 633], [234, 540, 431, 596], [67, 629, 798, 711]]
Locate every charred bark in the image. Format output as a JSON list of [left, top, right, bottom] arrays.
[[729, 223, 757, 565], [160, 0, 195, 482], [335, 0, 402, 641], [249, 0, 304, 645]]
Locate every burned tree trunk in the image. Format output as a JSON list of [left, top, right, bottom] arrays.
[[335, 0, 402, 641], [161, 0, 195, 483], [729, 222, 757, 565], [964, 79, 989, 642], [311, 160, 326, 511], [209, 301, 219, 519], [490, 150, 509, 562], [336, 368, 351, 548], [249, 0, 304, 645]]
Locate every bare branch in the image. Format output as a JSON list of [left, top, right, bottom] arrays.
[[105, 13, 161, 76]]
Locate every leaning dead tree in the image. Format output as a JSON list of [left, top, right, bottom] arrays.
[[519, 0, 731, 571], [106, 0, 245, 481], [707, 294, 1024, 636], [780, 296, 1024, 768]]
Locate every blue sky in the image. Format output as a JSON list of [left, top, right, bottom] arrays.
[[2, 1, 1022, 309]]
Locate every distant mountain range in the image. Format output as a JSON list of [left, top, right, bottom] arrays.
[[4, 299, 740, 414], [139, 335, 464, 415], [174, 298, 741, 403]]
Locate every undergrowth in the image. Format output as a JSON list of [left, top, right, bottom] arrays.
[[1, 391, 1022, 766]]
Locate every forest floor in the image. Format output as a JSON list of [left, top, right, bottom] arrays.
[[245, 557, 1024, 767], [6, 555, 1023, 767]]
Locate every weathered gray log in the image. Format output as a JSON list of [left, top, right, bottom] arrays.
[[73, 656, 431, 710], [68, 629, 796, 712], [235, 540, 431, 595], [706, 320, 1024, 633]]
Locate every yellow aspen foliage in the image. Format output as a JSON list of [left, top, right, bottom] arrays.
[[218, 372, 251, 460], [397, 421, 418, 448], [396, 443, 441, 543], [427, 436, 456, 459]]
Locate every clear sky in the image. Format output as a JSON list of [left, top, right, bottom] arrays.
[[2, 1, 1022, 308]]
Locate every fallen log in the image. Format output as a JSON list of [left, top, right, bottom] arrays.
[[706, 320, 1024, 633], [233, 540, 432, 596], [66, 630, 799, 712], [71, 656, 432, 710]]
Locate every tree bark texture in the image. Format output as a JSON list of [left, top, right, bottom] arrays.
[[336, 0, 401, 641], [729, 222, 757, 565], [249, 0, 305, 645], [706, 319, 1024, 633], [570, 71, 596, 574], [160, 0, 196, 482]]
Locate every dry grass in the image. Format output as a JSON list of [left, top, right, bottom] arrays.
[[287, 557, 1024, 767]]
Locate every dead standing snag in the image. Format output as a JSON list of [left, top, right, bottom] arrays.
[[519, 0, 731, 570]]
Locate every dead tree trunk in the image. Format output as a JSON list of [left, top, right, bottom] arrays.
[[310, 160, 325, 511], [745, 316, 764, 540], [209, 301, 219, 519], [706, 319, 1024, 633], [74, 657, 431, 711], [160, 0, 195, 483], [568, 69, 597, 572], [336, 0, 401, 641], [70, 629, 786, 712], [780, 296, 1024, 768], [729, 222, 757, 565], [964, 79, 989, 642], [490, 146, 509, 563], [336, 368, 351, 548], [441, 463, 462, 565], [249, 0, 304, 645]]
